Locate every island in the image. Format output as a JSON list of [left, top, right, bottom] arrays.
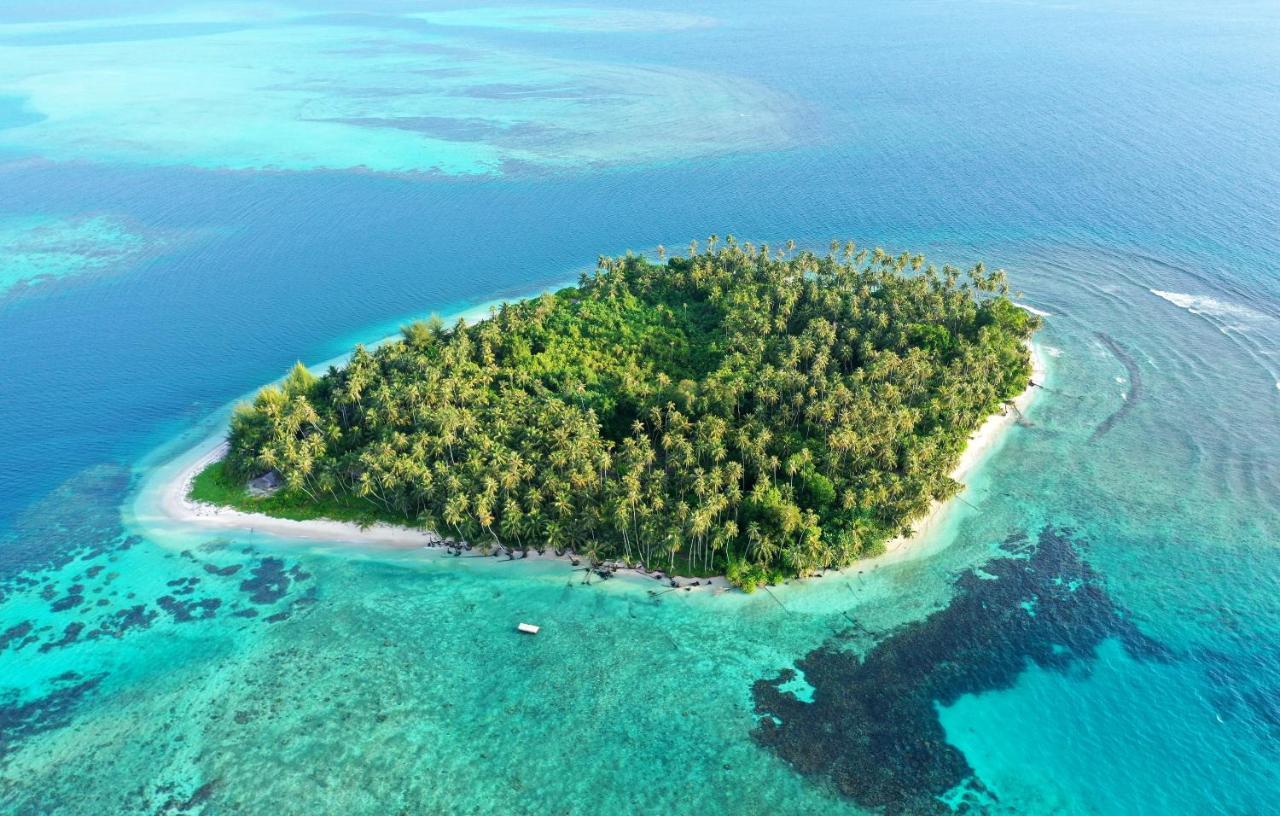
[[188, 238, 1040, 590]]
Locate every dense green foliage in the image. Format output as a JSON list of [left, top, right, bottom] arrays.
[[220, 239, 1037, 586]]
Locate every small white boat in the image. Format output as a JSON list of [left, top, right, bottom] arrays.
[[517, 622, 540, 635]]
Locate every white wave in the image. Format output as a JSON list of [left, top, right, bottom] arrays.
[[1044, 345, 1064, 358], [1150, 289, 1267, 326], [1016, 302, 1052, 317]]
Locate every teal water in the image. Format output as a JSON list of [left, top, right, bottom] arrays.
[[2, 2, 1279, 814]]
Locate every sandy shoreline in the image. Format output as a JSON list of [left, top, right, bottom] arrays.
[[150, 342, 1045, 594], [157, 438, 737, 593], [879, 340, 1046, 557]]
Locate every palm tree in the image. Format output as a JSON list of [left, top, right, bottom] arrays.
[[222, 237, 1037, 587]]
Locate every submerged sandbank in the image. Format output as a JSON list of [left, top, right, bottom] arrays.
[[141, 340, 1044, 593]]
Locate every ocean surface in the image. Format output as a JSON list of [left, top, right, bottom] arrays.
[[2, 1, 1279, 813]]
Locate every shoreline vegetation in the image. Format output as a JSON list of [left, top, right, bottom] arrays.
[[182, 239, 1041, 591]]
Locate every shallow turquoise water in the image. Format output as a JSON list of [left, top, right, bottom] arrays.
[[2, 2, 1279, 814]]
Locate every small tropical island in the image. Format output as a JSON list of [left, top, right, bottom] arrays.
[[189, 238, 1039, 589]]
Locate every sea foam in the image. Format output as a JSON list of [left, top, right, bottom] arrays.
[[1016, 302, 1053, 317], [1149, 289, 1266, 329]]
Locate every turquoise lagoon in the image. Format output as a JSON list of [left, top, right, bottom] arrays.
[[2, 1, 1279, 814]]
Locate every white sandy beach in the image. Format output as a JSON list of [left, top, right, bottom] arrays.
[[155, 438, 738, 591], [878, 340, 1046, 558], [150, 342, 1045, 593]]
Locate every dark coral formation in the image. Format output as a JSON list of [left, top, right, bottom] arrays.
[[751, 527, 1169, 815], [239, 557, 291, 604], [123, 777, 221, 815], [38, 622, 86, 653], [92, 604, 159, 638], [0, 621, 34, 652], [50, 583, 86, 612], [153, 779, 219, 815], [166, 576, 202, 596], [0, 465, 135, 581], [0, 463, 326, 775], [1091, 332, 1142, 441], [157, 595, 222, 623], [0, 670, 107, 757]]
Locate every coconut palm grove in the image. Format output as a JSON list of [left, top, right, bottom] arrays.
[[200, 239, 1037, 587]]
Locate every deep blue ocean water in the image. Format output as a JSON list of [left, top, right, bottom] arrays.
[[2, 2, 1279, 813]]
